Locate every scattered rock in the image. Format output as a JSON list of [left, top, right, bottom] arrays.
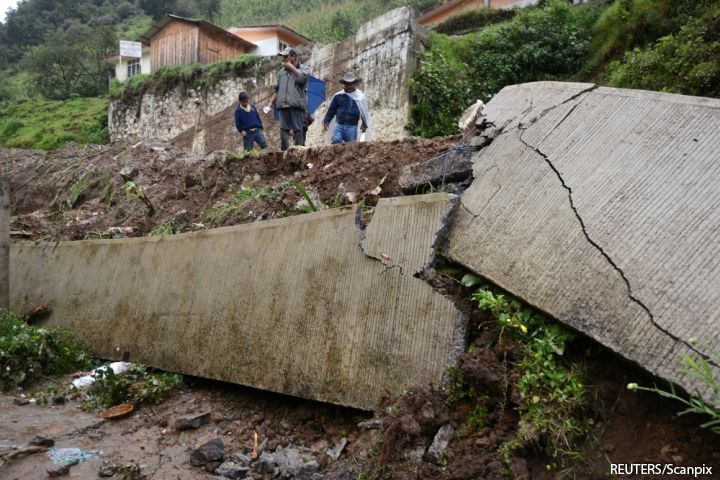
[[119, 166, 138, 181], [398, 151, 473, 194], [98, 463, 117, 477], [404, 444, 426, 466], [47, 464, 71, 477], [228, 451, 252, 466], [425, 424, 454, 465], [253, 447, 319, 479], [175, 411, 211, 431], [29, 435, 55, 447], [357, 418, 383, 430], [13, 397, 30, 406], [326, 438, 347, 461], [216, 461, 250, 479], [190, 437, 225, 467]]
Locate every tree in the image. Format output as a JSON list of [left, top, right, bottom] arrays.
[[23, 25, 116, 99]]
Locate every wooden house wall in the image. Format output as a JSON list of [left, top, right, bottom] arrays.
[[151, 21, 199, 69], [198, 28, 248, 64]]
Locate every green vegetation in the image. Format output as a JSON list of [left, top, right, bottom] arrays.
[[628, 342, 720, 435], [203, 183, 286, 227], [81, 363, 183, 411], [446, 364, 490, 431], [434, 7, 515, 36], [411, 0, 720, 137], [110, 55, 260, 102], [0, 310, 95, 391], [471, 285, 590, 468], [409, 1, 601, 137], [0, 97, 108, 150]]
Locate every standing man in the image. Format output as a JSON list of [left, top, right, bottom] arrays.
[[235, 92, 268, 151], [266, 47, 309, 150], [323, 73, 370, 144]]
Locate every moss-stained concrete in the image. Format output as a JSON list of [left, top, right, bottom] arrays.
[[11, 194, 461, 410]]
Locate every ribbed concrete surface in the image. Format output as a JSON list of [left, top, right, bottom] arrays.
[[446, 82, 720, 398], [11, 194, 461, 410]]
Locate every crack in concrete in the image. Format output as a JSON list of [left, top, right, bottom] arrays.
[[516, 84, 599, 133], [516, 128, 714, 366]]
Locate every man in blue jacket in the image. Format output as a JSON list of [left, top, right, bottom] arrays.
[[235, 92, 267, 151], [323, 73, 370, 144]]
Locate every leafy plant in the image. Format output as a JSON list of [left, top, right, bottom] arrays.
[[0, 310, 95, 391], [628, 343, 720, 434], [409, 0, 602, 137], [81, 363, 183, 411], [445, 364, 489, 431], [203, 184, 283, 226], [472, 287, 589, 465], [291, 180, 318, 213], [124, 180, 155, 216]]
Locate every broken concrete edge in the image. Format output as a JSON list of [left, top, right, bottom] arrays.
[[451, 81, 720, 400], [15, 195, 466, 411]]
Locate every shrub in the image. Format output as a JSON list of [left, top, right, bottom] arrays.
[[409, 0, 601, 137], [607, 9, 720, 97], [0, 310, 95, 391], [434, 8, 516, 36]]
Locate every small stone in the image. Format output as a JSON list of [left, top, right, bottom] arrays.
[[216, 461, 250, 479], [13, 397, 30, 406], [47, 464, 71, 477], [229, 451, 252, 466], [326, 438, 347, 461], [29, 435, 54, 447], [357, 418, 383, 430], [98, 464, 117, 477], [190, 437, 225, 467], [175, 411, 211, 431], [424, 424, 454, 465]]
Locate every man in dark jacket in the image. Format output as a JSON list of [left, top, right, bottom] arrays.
[[235, 92, 268, 151], [323, 73, 370, 144], [266, 47, 309, 151]]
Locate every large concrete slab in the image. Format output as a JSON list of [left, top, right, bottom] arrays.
[[446, 82, 720, 398], [11, 194, 462, 410]]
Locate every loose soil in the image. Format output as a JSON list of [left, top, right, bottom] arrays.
[[1, 139, 718, 478], [3, 137, 455, 241]]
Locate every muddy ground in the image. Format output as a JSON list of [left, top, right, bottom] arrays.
[[3, 137, 455, 242], [1, 139, 719, 479]]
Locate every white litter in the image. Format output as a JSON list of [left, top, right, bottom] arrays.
[[72, 362, 132, 389]]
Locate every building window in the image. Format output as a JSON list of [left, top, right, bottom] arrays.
[[127, 58, 141, 78], [278, 40, 289, 53]]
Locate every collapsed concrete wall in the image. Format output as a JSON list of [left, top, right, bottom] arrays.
[[445, 82, 720, 399], [111, 7, 425, 152], [11, 194, 463, 410]]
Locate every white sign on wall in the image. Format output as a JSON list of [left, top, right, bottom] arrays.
[[119, 40, 142, 58]]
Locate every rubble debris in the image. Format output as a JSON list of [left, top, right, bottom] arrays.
[[326, 438, 347, 461], [215, 461, 250, 479], [175, 411, 211, 431], [47, 447, 99, 465], [424, 424, 454, 464], [190, 437, 225, 467], [357, 418, 383, 430], [47, 463, 71, 477], [26, 305, 51, 324], [398, 151, 473, 194]]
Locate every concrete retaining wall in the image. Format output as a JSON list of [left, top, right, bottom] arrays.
[[11, 194, 462, 410]]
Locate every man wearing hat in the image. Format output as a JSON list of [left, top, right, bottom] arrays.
[[323, 73, 370, 144], [266, 47, 310, 150]]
